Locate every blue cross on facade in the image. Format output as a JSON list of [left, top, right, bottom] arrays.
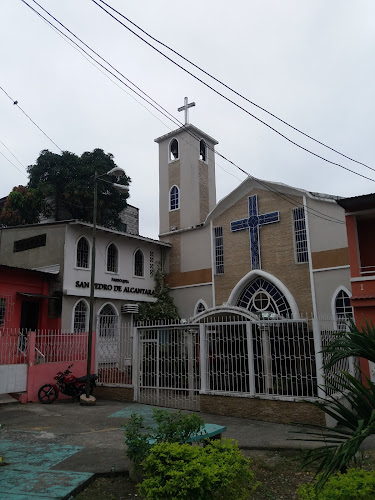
[[230, 195, 280, 270]]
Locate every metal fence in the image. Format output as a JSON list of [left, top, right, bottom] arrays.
[[34, 330, 89, 364], [96, 324, 133, 387], [0, 328, 28, 365]]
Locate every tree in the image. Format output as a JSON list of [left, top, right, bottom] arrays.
[[298, 319, 375, 490], [0, 185, 42, 226], [137, 268, 180, 321], [0, 149, 131, 229]]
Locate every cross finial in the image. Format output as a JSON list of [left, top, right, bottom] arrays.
[[178, 97, 195, 125]]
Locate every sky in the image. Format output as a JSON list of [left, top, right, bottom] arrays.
[[1, 0, 375, 239]]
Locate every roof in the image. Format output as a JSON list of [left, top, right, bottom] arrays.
[[336, 193, 375, 212], [0, 264, 55, 279], [205, 176, 340, 224], [154, 124, 218, 145], [0, 219, 171, 247]]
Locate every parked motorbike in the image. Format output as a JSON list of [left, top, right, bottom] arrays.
[[37, 364, 97, 404]]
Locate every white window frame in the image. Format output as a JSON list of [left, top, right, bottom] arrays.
[[214, 227, 224, 275], [72, 299, 89, 333], [106, 242, 119, 274], [292, 207, 309, 264], [169, 185, 180, 211], [168, 137, 179, 163], [134, 248, 145, 278], [76, 236, 90, 269], [194, 299, 208, 316], [332, 286, 354, 331]]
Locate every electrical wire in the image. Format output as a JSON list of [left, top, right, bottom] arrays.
[[95, 0, 375, 174], [91, 0, 375, 184], [21, 0, 345, 224], [0, 150, 28, 177], [0, 85, 62, 152], [0, 139, 27, 170]]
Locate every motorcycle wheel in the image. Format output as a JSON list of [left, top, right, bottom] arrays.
[[38, 384, 58, 404]]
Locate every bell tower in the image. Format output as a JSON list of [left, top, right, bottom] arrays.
[[155, 98, 218, 236]]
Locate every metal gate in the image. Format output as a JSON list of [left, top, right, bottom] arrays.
[[0, 329, 27, 394], [137, 325, 200, 410]]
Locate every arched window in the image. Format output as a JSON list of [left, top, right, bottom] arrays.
[[107, 243, 118, 273], [199, 139, 207, 162], [236, 276, 292, 318], [195, 300, 207, 316], [98, 303, 118, 339], [134, 249, 144, 277], [170, 185, 180, 211], [335, 289, 353, 331], [76, 236, 89, 268], [169, 138, 179, 161], [73, 300, 88, 333]]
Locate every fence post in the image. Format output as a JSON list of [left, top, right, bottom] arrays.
[[132, 326, 139, 402], [27, 331, 36, 366], [312, 317, 325, 398], [246, 323, 255, 396], [199, 324, 207, 393]]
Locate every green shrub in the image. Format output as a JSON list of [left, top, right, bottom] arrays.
[[123, 409, 204, 468], [139, 438, 260, 500], [298, 469, 375, 499]]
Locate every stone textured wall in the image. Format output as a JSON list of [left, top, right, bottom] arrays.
[[213, 189, 313, 314], [95, 386, 134, 402], [199, 161, 209, 223], [120, 205, 139, 235], [200, 394, 325, 425]]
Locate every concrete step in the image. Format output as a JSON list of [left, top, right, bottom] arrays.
[[0, 393, 21, 406]]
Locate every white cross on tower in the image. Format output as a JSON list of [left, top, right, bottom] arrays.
[[178, 97, 195, 125]]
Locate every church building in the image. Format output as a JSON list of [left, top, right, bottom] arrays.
[[155, 114, 352, 325]]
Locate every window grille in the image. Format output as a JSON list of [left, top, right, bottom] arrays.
[[237, 277, 292, 318], [73, 300, 88, 333], [292, 207, 308, 263], [76, 237, 89, 268], [335, 290, 353, 331], [214, 227, 224, 274], [150, 251, 154, 276], [134, 249, 144, 277], [0, 298, 6, 326], [170, 185, 179, 211], [107, 243, 118, 273]]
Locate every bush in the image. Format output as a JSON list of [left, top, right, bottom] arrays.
[[298, 469, 375, 499], [123, 409, 204, 469], [139, 438, 259, 500]]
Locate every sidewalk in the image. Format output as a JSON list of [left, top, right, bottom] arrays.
[[0, 399, 373, 498]]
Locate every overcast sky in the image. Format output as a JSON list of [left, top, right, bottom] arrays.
[[1, 1, 374, 239]]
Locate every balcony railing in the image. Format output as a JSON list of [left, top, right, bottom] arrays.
[[360, 265, 375, 277]]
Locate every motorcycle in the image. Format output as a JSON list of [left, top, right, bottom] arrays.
[[37, 364, 97, 404]]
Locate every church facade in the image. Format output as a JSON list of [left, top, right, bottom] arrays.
[[155, 123, 352, 325]]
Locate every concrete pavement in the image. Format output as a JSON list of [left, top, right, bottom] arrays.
[[1, 398, 374, 498]]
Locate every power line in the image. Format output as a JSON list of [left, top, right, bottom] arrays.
[[0, 139, 27, 170], [0, 150, 28, 177], [91, 0, 375, 184], [0, 85, 62, 153], [21, 0, 345, 224], [95, 0, 375, 174]]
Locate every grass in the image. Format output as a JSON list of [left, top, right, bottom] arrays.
[[75, 449, 375, 500]]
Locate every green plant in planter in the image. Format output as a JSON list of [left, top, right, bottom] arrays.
[[139, 439, 259, 500], [298, 468, 375, 499], [123, 409, 205, 475]]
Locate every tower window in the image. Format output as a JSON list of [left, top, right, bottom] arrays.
[[170, 185, 180, 211], [169, 138, 179, 161], [199, 139, 207, 162]]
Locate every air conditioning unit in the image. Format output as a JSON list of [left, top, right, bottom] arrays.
[[121, 303, 139, 314]]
